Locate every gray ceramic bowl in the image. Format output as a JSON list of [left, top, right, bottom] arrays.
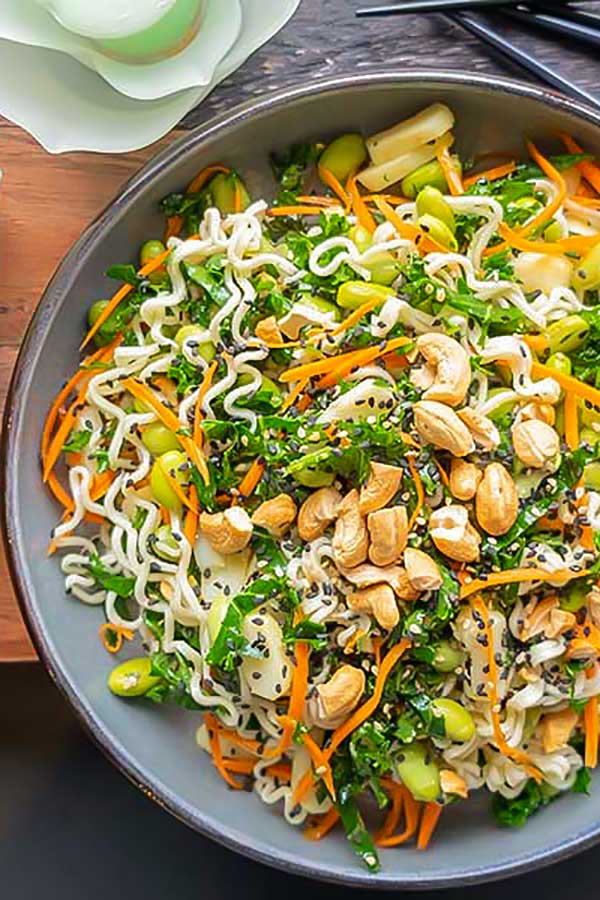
[[4, 71, 600, 889]]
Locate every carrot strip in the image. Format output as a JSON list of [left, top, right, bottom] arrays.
[[47, 472, 75, 510], [376, 782, 421, 847], [98, 623, 134, 653], [267, 205, 327, 217], [463, 161, 517, 189], [205, 713, 244, 789], [183, 484, 199, 545], [532, 361, 600, 410], [42, 383, 89, 482], [304, 808, 340, 841], [281, 377, 310, 413], [238, 459, 265, 498], [558, 133, 600, 194], [266, 762, 292, 781], [564, 392, 580, 452], [376, 780, 404, 841], [188, 164, 230, 195], [330, 299, 380, 336], [301, 732, 336, 800], [407, 455, 425, 532], [523, 334, 549, 353], [81, 249, 171, 349], [269, 642, 310, 757], [194, 359, 218, 448], [164, 216, 183, 241], [373, 196, 447, 254], [471, 597, 542, 780], [296, 195, 340, 207], [347, 174, 376, 233], [571, 194, 600, 208], [584, 695, 599, 769], [122, 378, 209, 485], [417, 803, 443, 851], [436, 143, 463, 195], [221, 758, 255, 775], [318, 165, 351, 209], [90, 470, 115, 501], [434, 458, 450, 489], [233, 179, 242, 214], [461, 566, 589, 599]]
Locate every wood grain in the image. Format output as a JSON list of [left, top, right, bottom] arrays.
[[3, 0, 600, 659]]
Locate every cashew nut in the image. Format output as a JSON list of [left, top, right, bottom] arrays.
[[251, 493, 297, 537], [199, 507, 253, 554], [333, 489, 369, 568], [515, 400, 556, 427], [309, 664, 366, 729], [429, 505, 481, 562], [475, 463, 519, 536], [415, 332, 471, 407], [449, 458, 482, 501], [457, 407, 500, 451], [255, 315, 283, 344], [440, 769, 468, 799], [338, 562, 420, 600], [359, 461, 403, 514], [512, 419, 560, 469], [413, 401, 475, 456], [298, 487, 342, 542], [540, 707, 579, 754], [367, 506, 408, 566], [404, 547, 442, 591], [347, 583, 400, 630], [519, 595, 576, 642]]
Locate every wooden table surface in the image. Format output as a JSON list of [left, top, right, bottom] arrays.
[[3, 0, 600, 660]]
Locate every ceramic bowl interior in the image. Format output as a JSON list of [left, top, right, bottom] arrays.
[[5, 72, 600, 889]]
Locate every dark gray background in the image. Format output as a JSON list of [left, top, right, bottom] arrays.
[[4, 2, 600, 897]]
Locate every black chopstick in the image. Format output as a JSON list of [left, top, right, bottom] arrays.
[[501, 7, 600, 51], [448, 12, 600, 110], [356, 0, 565, 16]]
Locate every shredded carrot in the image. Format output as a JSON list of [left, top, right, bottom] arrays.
[[47, 471, 75, 510], [434, 458, 450, 489], [372, 636, 382, 668], [584, 695, 599, 769], [523, 334, 549, 353], [233, 179, 242, 214], [462, 161, 517, 189], [436, 143, 463, 195], [407, 455, 425, 532], [122, 378, 209, 485], [461, 566, 589, 600], [163, 165, 231, 240], [183, 484, 199, 545], [347, 174, 376, 233], [571, 194, 600, 208], [495, 223, 568, 257], [81, 250, 171, 349], [269, 642, 310, 757], [376, 779, 404, 841], [157, 459, 199, 513], [194, 359, 218, 447], [312, 336, 412, 390], [558, 133, 600, 194], [205, 713, 244, 789], [471, 597, 542, 780], [301, 732, 336, 800], [376, 780, 421, 846], [98, 622, 134, 653], [42, 382, 90, 482], [213, 726, 264, 756], [164, 215, 183, 241], [564, 392, 580, 452], [330, 299, 380, 336], [304, 808, 340, 841], [238, 459, 265, 498], [532, 361, 600, 411], [221, 758, 256, 775], [417, 803, 443, 851], [373, 196, 447, 254], [90, 470, 115, 502], [281, 377, 310, 413], [267, 205, 328, 217], [296, 195, 340, 207], [318, 165, 351, 209], [266, 762, 292, 781]]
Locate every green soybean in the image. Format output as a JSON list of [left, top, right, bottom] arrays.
[[319, 133, 368, 184], [153, 525, 181, 560], [362, 251, 402, 286], [432, 641, 464, 673], [431, 698, 475, 742], [140, 239, 166, 267], [349, 224, 372, 254], [336, 281, 395, 310], [303, 295, 342, 321], [237, 372, 282, 398], [584, 461, 600, 491], [416, 185, 455, 231], [150, 450, 188, 510], [544, 220, 562, 243], [396, 742, 441, 803], [560, 581, 589, 613], [580, 426, 600, 445], [400, 156, 462, 199], [88, 300, 119, 346], [210, 173, 250, 214], [108, 657, 161, 697], [417, 214, 458, 251], [174, 324, 216, 362], [141, 422, 181, 456], [544, 315, 589, 354], [573, 242, 600, 291], [483, 388, 517, 422], [546, 352, 572, 377], [294, 468, 335, 488]]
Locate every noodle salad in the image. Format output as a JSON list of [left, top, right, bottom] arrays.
[[42, 103, 600, 871]]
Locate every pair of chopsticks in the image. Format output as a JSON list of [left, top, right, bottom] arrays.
[[356, 2, 600, 110]]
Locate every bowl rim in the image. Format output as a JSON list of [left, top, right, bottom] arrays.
[[4, 68, 600, 889]]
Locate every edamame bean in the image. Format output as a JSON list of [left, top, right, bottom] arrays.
[[584, 461, 600, 491], [153, 525, 181, 561], [319, 134, 368, 183], [431, 698, 475, 742], [303, 296, 342, 321], [349, 224, 372, 254], [88, 300, 119, 346], [573, 242, 600, 291], [544, 315, 589, 354], [396, 742, 441, 803], [432, 641, 464, 673], [174, 324, 216, 362], [108, 657, 161, 697], [141, 422, 181, 456], [362, 252, 402, 286], [546, 352, 572, 377], [483, 388, 517, 422], [514, 469, 545, 499], [210, 173, 250, 214], [415, 185, 455, 231], [417, 214, 458, 251], [400, 157, 462, 199], [336, 281, 395, 310], [237, 372, 282, 398], [544, 220, 562, 243], [150, 450, 188, 510], [580, 426, 600, 445], [294, 468, 335, 488], [140, 239, 166, 267], [560, 581, 589, 613]]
